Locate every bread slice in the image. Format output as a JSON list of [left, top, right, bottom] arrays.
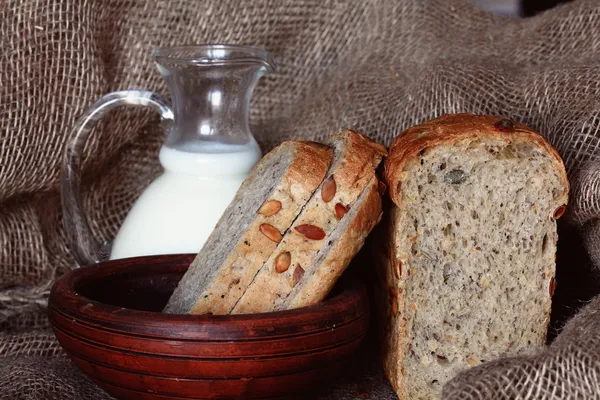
[[279, 175, 383, 311], [231, 130, 387, 314], [163, 141, 333, 315], [382, 114, 569, 399]]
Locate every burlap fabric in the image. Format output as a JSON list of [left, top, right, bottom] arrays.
[[1, 0, 600, 398]]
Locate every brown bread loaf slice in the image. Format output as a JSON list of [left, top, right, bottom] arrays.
[[382, 114, 569, 400], [231, 129, 387, 314], [163, 140, 333, 315], [279, 175, 383, 311]]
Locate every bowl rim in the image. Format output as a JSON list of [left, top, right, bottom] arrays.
[[49, 253, 369, 340]]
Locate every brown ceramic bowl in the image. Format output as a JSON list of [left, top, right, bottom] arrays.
[[48, 254, 369, 400]]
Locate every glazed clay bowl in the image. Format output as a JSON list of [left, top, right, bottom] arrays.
[[48, 254, 369, 400]]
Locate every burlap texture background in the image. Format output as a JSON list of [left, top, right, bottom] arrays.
[[1, 0, 600, 398]]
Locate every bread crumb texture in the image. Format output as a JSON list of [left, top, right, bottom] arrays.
[[393, 137, 565, 399]]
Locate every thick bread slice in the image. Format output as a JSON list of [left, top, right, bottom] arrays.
[[279, 176, 383, 310], [382, 113, 569, 400], [231, 130, 387, 314], [163, 141, 333, 315]]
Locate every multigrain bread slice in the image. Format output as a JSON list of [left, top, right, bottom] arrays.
[[163, 141, 333, 315], [231, 130, 387, 314], [280, 175, 383, 311], [381, 114, 569, 400]]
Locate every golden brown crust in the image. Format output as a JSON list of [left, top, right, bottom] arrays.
[[326, 129, 388, 190], [383, 206, 406, 399], [384, 113, 570, 207], [282, 176, 383, 310], [284, 140, 336, 193]]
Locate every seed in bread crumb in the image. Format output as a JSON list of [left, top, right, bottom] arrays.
[[467, 359, 478, 366], [549, 277, 557, 296], [391, 299, 399, 316], [444, 169, 468, 184], [257, 199, 282, 217], [321, 176, 336, 202], [260, 223, 282, 243], [292, 265, 305, 286], [553, 205, 566, 219], [275, 251, 292, 273], [394, 259, 403, 278]]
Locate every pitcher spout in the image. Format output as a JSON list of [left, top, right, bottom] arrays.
[[154, 44, 274, 151], [155, 44, 275, 72]]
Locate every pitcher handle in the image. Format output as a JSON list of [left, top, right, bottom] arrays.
[[61, 90, 174, 267]]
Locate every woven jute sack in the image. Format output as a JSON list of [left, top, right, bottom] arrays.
[[1, 0, 600, 399]]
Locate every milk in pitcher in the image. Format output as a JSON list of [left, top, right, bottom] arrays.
[[109, 140, 261, 260]]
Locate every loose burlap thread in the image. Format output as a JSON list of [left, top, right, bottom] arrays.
[[1, 0, 600, 399]]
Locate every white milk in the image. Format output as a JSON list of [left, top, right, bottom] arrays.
[[109, 141, 261, 260]]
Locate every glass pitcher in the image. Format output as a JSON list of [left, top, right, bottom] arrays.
[[61, 44, 275, 267]]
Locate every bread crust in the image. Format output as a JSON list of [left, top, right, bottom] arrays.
[[282, 141, 335, 194], [326, 129, 388, 190], [378, 205, 403, 398], [385, 113, 570, 207], [165, 140, 333, 315], [231, 130, 387, 314]]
